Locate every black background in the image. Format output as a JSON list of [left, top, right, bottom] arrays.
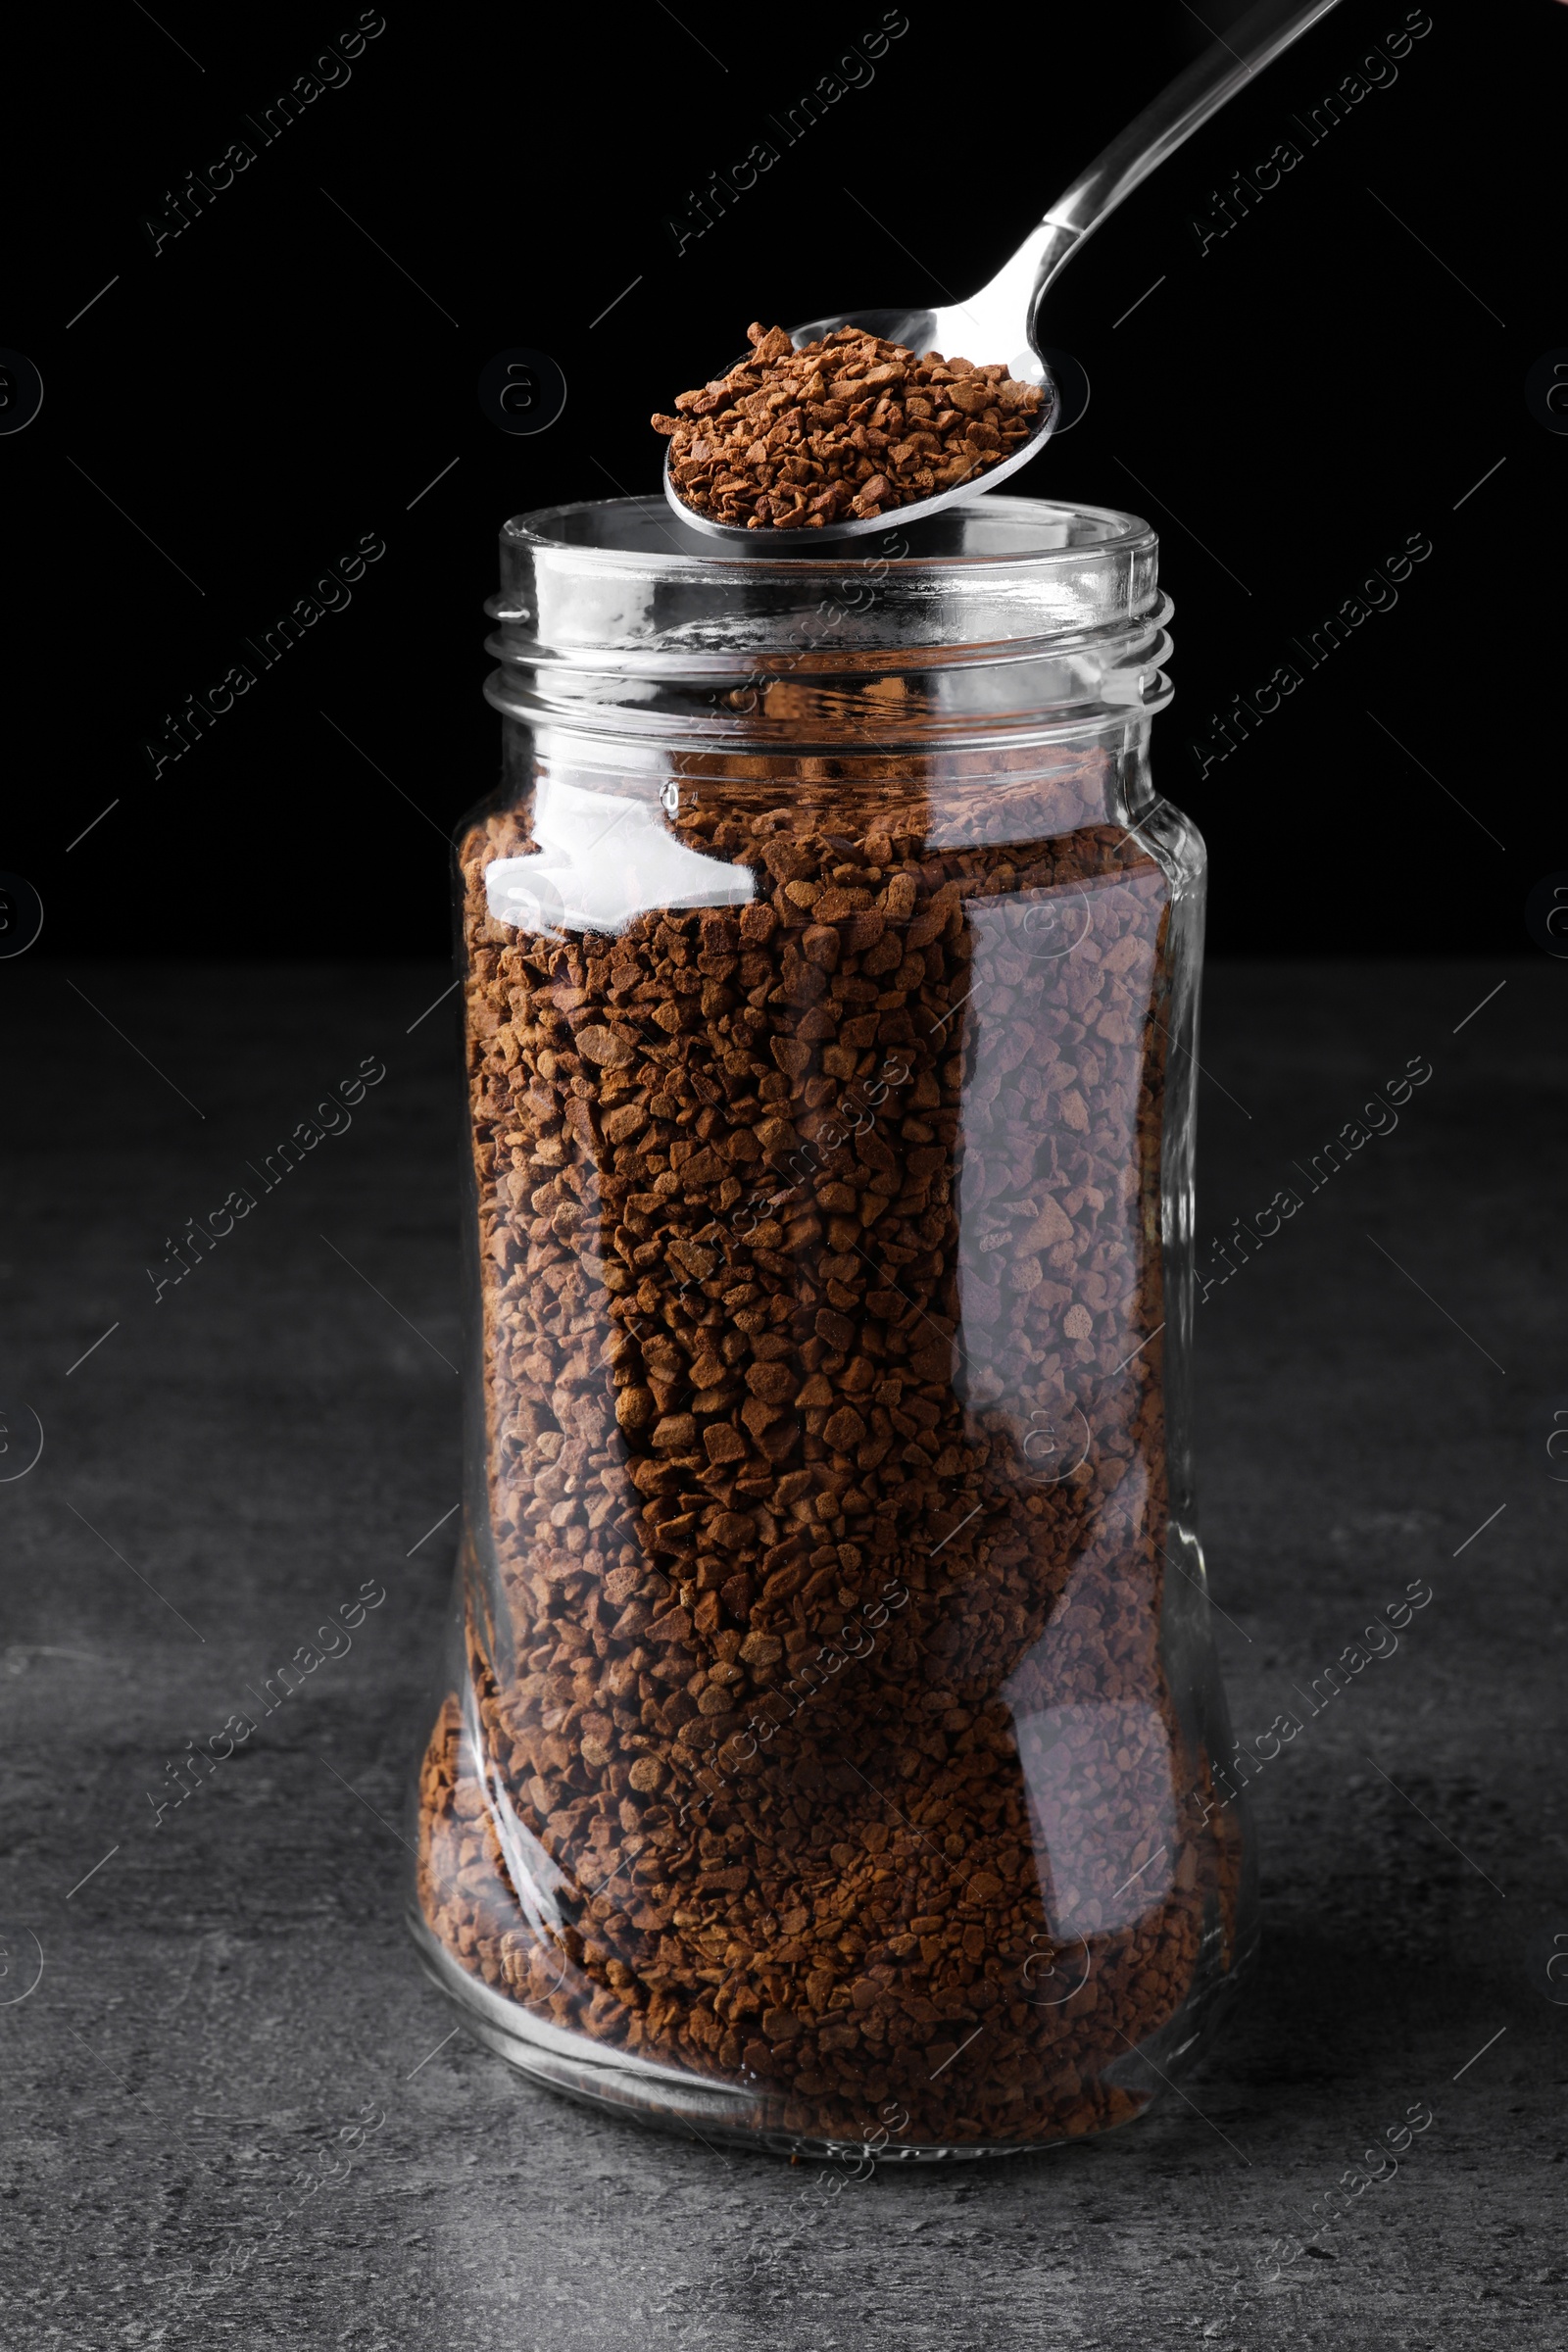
[[4, 0, 1560, 959]]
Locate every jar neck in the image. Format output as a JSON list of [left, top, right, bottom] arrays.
[[484, 607, 1173, 753]]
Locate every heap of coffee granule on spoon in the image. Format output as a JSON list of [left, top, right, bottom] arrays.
[[654, 322, 1048, 530]]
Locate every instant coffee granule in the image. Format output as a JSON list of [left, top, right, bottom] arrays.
[[416, 758, 1244, 2148], [654, 322, 1049, 529]]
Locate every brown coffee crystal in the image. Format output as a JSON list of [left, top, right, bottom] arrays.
[[415, 743, 1246, 2152], [653, 322, 1049, 529]]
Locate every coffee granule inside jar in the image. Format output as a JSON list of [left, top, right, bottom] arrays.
[[653, 322, 1049, 529], [416, 757, 1245, 2152]]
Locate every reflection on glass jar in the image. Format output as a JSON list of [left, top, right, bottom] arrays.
[[407, 495, 1256, 2157]]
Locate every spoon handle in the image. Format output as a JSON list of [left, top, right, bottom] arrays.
[[984, 0, 1343, 331]]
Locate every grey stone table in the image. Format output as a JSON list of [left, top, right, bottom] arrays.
[[2, 958, 1561, 2352]]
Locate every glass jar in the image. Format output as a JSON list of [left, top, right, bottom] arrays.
[[407, 493, 1255, 2159]]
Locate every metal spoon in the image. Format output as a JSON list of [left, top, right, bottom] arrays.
[[663, 0, 1341, 545]]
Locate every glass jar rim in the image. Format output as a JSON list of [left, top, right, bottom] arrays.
[[503, 492, 1152, 573], [492, 494, 1161, 662]]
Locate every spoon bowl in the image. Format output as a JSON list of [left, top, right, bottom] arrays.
[[663, 308, 1058, 548], [662, 0, 1342, 548]]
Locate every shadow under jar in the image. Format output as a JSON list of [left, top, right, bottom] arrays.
[[408, 493, 1256, 2159]]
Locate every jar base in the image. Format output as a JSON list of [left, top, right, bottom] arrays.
[[406, 1906, 1254, 2163]]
